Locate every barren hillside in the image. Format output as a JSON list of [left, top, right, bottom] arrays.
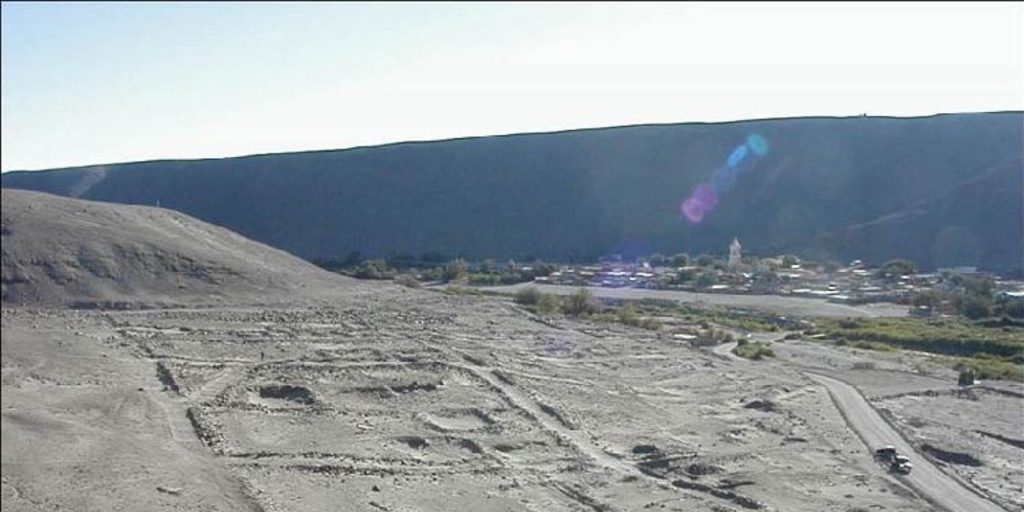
[[1, 189, 350, 308]]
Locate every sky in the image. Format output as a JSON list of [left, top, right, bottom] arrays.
[[2, 1, 1021, 172]]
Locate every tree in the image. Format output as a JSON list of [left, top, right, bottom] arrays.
[[959, 295, 992, 320], [671, 253, 691, 268], [480, 258, 497, 274], [781, 254, 800, 268], [996, 297, 1024, 319], [696, 271, 718, 289], [649, 253, 666, 267], [443, 258, 468, 283], [531, 262, 557, 277], [877, 259, 918, 280], [675, 268, 697, 284], [697, 253, 716, 267], [912, 290, 942, 310], [958, 368, 976, 386]]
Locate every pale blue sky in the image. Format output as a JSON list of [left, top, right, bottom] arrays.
[[2, 1, 1021, 171]]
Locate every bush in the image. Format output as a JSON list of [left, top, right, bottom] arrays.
[[563, 288, 597, 317], [733, 342, 775, 360], [354, 259, 395, 280], [394, 274, 421, 288], [536, 293, 562, 316], [514, 286, 542, 306], [958, 368, 976, 386]]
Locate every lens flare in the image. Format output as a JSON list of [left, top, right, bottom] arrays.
[[747, 133, 769, 156], [680, 134, 769, 224], [727, 145, 748, 168]]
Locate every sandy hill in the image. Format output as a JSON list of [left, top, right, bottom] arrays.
[[3, 112, 1022, 272], [1, 189, 350, 308]]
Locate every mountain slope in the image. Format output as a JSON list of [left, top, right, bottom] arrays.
[[1, 189, 350, 307], [805, 159, 1022, 271], [3, 112, 1021, 272]]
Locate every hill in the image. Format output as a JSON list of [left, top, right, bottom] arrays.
[[3, 112, 1021, 273], [1, 189, 350, 308]]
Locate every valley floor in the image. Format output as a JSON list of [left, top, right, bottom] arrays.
[[2, 284, 1018, 512]]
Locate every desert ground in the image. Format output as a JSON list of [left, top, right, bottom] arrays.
[[4, 282, 1019, 512]]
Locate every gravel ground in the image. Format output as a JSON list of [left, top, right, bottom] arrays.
[[3, 283, 1013, 512]]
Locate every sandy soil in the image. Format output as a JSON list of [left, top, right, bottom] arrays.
[[3, 284, 1015, 512]]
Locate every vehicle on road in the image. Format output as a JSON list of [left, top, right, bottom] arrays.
[[874, 445, 896, 462], [891, 454, 913, 474]]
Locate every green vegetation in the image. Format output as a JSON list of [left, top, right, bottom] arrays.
[[733, 340, 775, 360], [563, 288, 597, 317], [957, 368, 976, 386], [818, 317, 1022, 359], [816, 316, 1023, 381], [952, 357, 1024, 382], [610, 302, 663, 330], [620, 300, 784, 332], [512, 286, 562, 317], [512, 287, 661, 329], [876, 258, 918, 280], [442, 258, 468, 283]]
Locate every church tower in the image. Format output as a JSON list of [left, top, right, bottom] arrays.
[[729, 238, 742, 267]]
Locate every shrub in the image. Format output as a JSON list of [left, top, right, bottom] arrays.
[[394, 274, 421, 288], [514, 286, 542, 306], [733, 342, 775, 360], [958, 368, 976, 386], [536, 293, 562, 316], [563, 288, 597, 317]]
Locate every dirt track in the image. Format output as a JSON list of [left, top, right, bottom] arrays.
[[489, 283, 909, 318], [806, 373, 1008, 512]]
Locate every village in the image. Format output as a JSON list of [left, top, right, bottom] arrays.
[[526, 238, 1024, 315]]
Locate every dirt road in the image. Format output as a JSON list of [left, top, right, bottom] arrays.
[[489, 283, 908, 318], [806, 373, 1007, 512]]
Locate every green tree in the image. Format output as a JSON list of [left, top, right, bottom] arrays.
[[958, 368, 976, 386], [443, 258, 468, 283], [996, 297, 1024, 319], [675, 268, 697, 284], [531, 262, 557, 277], [696, 271, 718, 289], [913, 289, 943, 310], [781, 254, 801, 268], [697, 253, 716, 267], [877, 259, 918, 280], [480, 258, 496, 274], [671, 253, 691, 268], [959, 295, 993, 320]]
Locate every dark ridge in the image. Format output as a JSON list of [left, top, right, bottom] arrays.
[[4, 113, 1020, 273]]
